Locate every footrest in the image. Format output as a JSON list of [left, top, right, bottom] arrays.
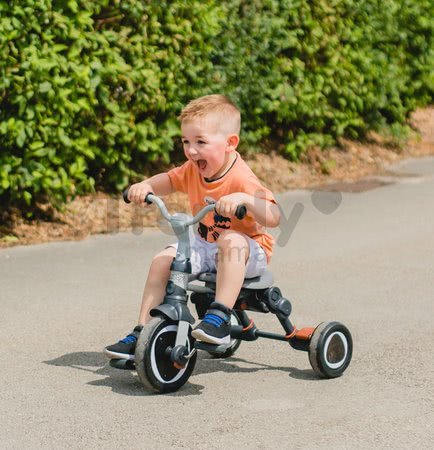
[[109, 359, 136, 370], [194, 341, 230, 355]]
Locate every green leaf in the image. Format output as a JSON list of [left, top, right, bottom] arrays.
[[90, 75, 101, 89], [16, 129, 26, 147], [32, 148, 50, 157], [33, 59, 57, 71], [1, 178, 10, 189], [29, 141, 45, 150], [68, 0, 78, 13], [38, 81, 52, 93], [23, 191, 32, 205]]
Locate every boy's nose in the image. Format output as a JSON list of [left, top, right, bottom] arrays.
[[188, 146, 199, 156]]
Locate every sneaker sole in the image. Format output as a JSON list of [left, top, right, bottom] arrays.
[[104, 348, 135, 361], [191, 329, 231, 345]]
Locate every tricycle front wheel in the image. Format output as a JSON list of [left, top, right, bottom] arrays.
[[135, 317, 197, 393]]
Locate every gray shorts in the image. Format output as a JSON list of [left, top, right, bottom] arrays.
[[167, 233, 267, 278]]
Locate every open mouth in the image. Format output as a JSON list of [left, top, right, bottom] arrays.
[[196, 159, 207, 171]]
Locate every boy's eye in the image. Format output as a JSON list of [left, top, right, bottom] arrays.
[[182, 140, 189, 145], [197, 140, 206, 145]]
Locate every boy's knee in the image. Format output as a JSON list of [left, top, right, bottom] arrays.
[[149, 247, 176, 274], [217, 230, 249, 250], [217, 230, 249, 264]]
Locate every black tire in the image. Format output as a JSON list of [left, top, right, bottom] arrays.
[[308, 321, 352, 378], [206, 312, 242, 359], [135, 317, 197, 393]]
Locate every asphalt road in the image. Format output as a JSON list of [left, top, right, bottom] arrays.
[[1, 157, 434, 449]]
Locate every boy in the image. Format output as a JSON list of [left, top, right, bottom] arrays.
[[105, 94, 281, 360]]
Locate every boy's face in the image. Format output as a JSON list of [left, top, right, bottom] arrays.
[[181, 117, 239, 179]]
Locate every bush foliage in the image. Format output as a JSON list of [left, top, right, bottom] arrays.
[[1, 0, 433, 210]]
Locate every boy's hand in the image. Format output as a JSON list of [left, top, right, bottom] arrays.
[[127, 181, 153, 205], [215, 193, 248, 217]]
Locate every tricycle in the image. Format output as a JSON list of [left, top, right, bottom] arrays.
[[109, 192, 353, 393]]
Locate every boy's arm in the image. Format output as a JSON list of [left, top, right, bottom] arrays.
[[126, 173, 175, 204], [216, 192, 281, 228], [242, 194, 281, 228]]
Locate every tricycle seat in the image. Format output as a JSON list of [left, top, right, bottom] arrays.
[[196, 269, 274, 290]]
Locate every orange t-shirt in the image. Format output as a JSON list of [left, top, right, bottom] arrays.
[[167, 152, 276, 262]]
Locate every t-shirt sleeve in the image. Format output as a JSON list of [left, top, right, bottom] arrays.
[[242, 173, 277, 204], [167, 161, 192, 194]]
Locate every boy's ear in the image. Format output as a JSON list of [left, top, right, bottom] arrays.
[[226, 134, 239, 151]]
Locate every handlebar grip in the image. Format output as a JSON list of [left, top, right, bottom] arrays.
[[122, 187, 154, 204], [144, 192, 154, 204], [122, 188, 131, 204], [235, 205, 247, 220]]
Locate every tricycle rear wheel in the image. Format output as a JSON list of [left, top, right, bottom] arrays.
[[308, 321, 352, 378]]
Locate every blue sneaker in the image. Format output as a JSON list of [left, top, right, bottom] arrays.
[[104, 325, 143, 360], [191, 302, 232, 345]]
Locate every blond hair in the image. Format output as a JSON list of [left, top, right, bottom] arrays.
[[179, 94, 241, 135]]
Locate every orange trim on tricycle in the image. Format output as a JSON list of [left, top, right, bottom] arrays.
[[294, 327, 315, 340], [242, 319, 254, 332], [285, 328, 298, 339]]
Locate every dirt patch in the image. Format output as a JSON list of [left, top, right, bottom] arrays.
[[1, 107, 433, 248], [312, 179, 393, 193]]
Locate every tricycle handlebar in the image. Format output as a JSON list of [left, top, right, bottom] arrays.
[[122, 188, 247, 225]]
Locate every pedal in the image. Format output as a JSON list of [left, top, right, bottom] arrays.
[[109, 359, 136, 370], [194, 341, 230, 355]]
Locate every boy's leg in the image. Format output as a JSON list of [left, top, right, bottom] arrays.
[[215, 230, 249, 309], [138, 246, 177, 325], [104, 246, 176, 359], [192, 230, 249, 345]]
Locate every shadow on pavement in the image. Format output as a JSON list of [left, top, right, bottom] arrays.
[[43, 350, 320, 397], [196, 354, 319, 381], [43, 351, 204, 397]]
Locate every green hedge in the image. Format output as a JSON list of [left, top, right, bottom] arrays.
[[1, 0, 433, 210]]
